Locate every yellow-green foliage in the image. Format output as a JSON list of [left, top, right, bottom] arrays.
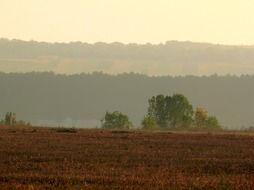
[[101, 111, 133, 129], [194, 107, 221, 129], [142, 116, 157, 129], [195, 107, 208, 128]]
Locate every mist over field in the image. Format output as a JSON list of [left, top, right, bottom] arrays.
[[2, 1, 254, 189], [0, 71, 254, 128], [1, 39, 254, 128]]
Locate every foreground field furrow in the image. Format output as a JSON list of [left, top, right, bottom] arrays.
[[0, 128, 254, 189]]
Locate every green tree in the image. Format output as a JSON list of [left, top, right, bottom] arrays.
[[206, 116, 221, 129], [194, 107, 221, 129], [142, 115, 157, 129], [148, 95, 168, 128], [4, 112, 16, 125], [101, 111, 132, 129], [169, 94, 193, 128], [146, 94, 193, 128], [194, 107, 208, 128]]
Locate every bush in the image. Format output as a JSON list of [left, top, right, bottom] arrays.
[[53, 127, 77, 133], [194, 108, 221, 129], [101, 111, 133, 129], [206, 116, 221, 129], [141, 116, 157, 129], [194, 107, 208, 128]]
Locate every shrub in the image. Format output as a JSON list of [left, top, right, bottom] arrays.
[[101, 111, 133, 129], [206, 116, 221, 129], [194, 108, 221, 129], [53, 127, 77, 133], [194, 107, 208, 128], [141, 116, 157, 129]]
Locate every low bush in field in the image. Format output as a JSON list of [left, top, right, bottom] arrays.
[[52, 127, 77, 133]]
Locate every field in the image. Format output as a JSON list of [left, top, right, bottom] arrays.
[[0, 127, 254, 189]]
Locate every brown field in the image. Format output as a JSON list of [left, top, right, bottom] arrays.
[[0, 127, 254, 190]]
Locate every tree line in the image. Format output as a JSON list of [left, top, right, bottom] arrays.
[[0, 94, 220, 130], [101, 94, 221, 130], [2, 72, 254, 128], [0, 112, 30, 126]]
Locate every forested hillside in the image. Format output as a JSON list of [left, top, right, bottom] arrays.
[[0, 72, 253, 128], [1, 39, 254, 76]]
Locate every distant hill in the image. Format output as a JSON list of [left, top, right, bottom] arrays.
[[0, 39, 254, 76], [0, 72, 254, 128]]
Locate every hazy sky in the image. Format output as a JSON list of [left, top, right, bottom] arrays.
[[1, 0, 254, 45]]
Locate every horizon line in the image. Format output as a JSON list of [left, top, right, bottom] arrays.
[[0, 71, 253, 78], [1, 37, 254, 47]]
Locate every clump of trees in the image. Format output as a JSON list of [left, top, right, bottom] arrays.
[[0, 112, 30, 126], [194, 107, 221, 129], [101, 94, 221, 130], [3, 112, 17, 125], [101, 111, 133, 129], [141, 94, 221, 129], [142, 94, 193, 129]]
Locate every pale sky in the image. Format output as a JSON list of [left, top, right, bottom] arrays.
[[1, 0, 254, 45]]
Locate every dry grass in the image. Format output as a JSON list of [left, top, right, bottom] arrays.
[[0, 126, 254, 189]]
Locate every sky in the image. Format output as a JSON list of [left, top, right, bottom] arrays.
[[1, 0, 254, 45]]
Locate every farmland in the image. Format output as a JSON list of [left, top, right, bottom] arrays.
[[0, 127, 254, 189]]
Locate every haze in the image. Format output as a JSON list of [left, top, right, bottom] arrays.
[[1, 0, 254, 127], [1, 0, 254, 45]]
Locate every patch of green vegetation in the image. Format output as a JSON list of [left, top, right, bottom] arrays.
[[53, 127, 78, 133], [101, 111, 133, 129]]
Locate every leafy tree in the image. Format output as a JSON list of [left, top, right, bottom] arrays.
[[141, 115, 157, 129], [194, 107, 221, 129], [169, 94, 193, 128], [146, 94, 193, 128], [206, 116, 221, 129], [0, 112, 30, 127], [194, 107, 208, 128], [148, 95, 169, 127], [101, 111, 132, 129], [4, 112, 16, 125]]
